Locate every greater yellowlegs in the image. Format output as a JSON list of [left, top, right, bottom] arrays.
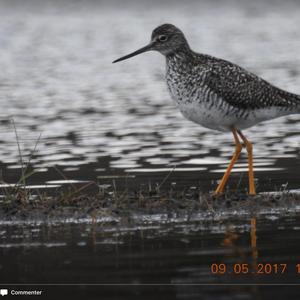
[[113, 24, 300, 195]]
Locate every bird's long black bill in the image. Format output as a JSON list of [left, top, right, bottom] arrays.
[[112, 43, 152, 63]]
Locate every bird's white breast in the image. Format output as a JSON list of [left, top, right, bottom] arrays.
[[177, 99, 231, 131], [166, 79, 291, 132], [166, 74, 233, 131]]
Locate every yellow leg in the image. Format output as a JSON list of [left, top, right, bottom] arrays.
[[237, 130, 256, 195], [215, 128, 242, 194]]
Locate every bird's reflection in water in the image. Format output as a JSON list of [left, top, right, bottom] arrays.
[[222, 217, 258, 265], [250, 218, 258, 269], [220, 217, 259, 299]]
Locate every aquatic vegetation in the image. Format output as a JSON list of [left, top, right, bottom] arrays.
[[0, 179, 299, 223]]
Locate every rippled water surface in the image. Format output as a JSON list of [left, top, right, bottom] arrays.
[[0, 0, 298, 192]]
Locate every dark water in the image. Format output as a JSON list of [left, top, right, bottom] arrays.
[[1, 212, 300, 298], [0, 0, 300, 298]]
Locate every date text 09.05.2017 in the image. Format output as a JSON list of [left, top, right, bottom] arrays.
[[210, 263, 300, 275]]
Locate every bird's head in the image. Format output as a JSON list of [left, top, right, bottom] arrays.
[[113, 24, 189, 63]]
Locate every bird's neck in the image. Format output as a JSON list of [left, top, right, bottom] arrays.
[[166, 46, 194, 71]]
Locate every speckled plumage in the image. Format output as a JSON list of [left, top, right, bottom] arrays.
[[162, 26, 300, 131], [113, 23, 300, 132]]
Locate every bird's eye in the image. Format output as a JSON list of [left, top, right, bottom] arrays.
[[158, 35, 168, 42]]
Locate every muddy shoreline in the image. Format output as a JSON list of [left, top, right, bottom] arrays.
[[1, 187, 299, 224]]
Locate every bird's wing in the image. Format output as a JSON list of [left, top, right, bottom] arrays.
[[203, 60, 300, 110]]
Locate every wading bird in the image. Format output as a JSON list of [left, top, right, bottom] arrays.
[[113, 24, 300, 195]]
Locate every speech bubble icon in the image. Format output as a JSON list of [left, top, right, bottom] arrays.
[[0, 289, 8, 296]]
